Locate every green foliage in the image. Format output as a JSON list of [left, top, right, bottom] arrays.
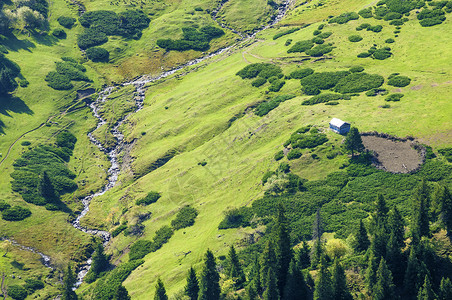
[[129, 240, 153, 261], [314, 257, 333, 299], [24, 278, 44, 293], [417, 8, 446, 27], [357, 52, 372, 58], [0, 201, 11, 211], [285, 127, 328, 150], [77, 28, 108, 50], [2, 205, 31, 221], [268, 79, 286, 92], [438, 148, 452, 162], [287, 149, 302, 160], [62, 265, 77, 300], [387, 75, 411, 87], [185, 267, 199, 300], [52, 28, 66, 39], [384, 12, 402, 20], [154, 278, 168, 300], [57, 16, 76, 29], [85, 243, 109, 283], [366, 88, 388, 96], [373, 48, 392, 60], [45, 59, 89, 90], [385, 38, 395, 43], [157, 26, 224, 52], [236, 63, 283, 80], [225, 246, 246, 288], [171, 206, 198, 230], [198, 250, 220, 300], [349, 66, 364, 73], [348, 35, 363, 42], [300, 71, 350, 91], [285, 39, 292, 46], [45, 71, 72, 90], [86, 47, 109, 62], [318, 31, 333, 39], [302, 85, 321, 95], [289, 68, 314, 79], [255, 95, 295, 116], [356, 23, 371, 31], [19, 79, 29, 87], [287, 40, 314, 53], [344, 127, 364, 156], [0, 53, 21, 95], [334, 73, 384, 93], [359, 8, 374, 18], [329, 12, 360, 24], [7, 285, 28, 300], [312, 37, 324, 44], [136, 191, 161, 205], [274, 150, 284, 161], [252, 77, 267, 87], [305, 44, 333, 57], [331, 259, 352, 300], [367, 25, 384, 32], [355, 220, 370, 252], [218, 207, 253, 229], [385, 93, 404, 101], [273, 27, 300, 40], [111, 224, 128, 237], [302, 93, 345, 105]]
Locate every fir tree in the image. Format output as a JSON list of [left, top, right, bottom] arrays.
[[86, 242, 108, 282], [310, 239, 323, 269], [344, 127, 364, 157], [374, 194, 389, 231], [370, 224, 387, 260], [312, 209, 323, 241], [365, 252, 378, 294], [198, 249, 220, 300], [185, 267, 199, 300], [386, 231, 405, 286], [355, 220, 370, 253], [275, 205, 292, 295], [417, 275, 436, 300], [226, 245, 246, 289], [412, 180, 430, 237], [438, 277, 452, 300], [437, 186, 452, 235], [249, 254, 262, 296], [373, 258, 395, 300], [283, 259, 307, 300], [154, 278, 168, 300], [314, 256, 333, 300], [62, 265, 77, 300], [331, 259, 352, 300], [38, 171, 57, 202], [263, 268, 280, 300], [296, 240, 310, 269], [388, 206, 405, 249], [261, 240, 277, 288], [247, 284, 258, 300], [404, 247, 421, 297], [113, 285, 131, 300]]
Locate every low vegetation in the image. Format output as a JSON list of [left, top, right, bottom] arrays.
[[157, 26, 224, 52]]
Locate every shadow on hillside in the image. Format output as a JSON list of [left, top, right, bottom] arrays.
[[0, 119, 4, 135], [31, 31, 59, 47], [0, 95, 33, 117], [2, 33, 35, 52]]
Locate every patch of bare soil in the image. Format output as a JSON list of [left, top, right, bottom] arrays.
[[362, 136, 423, 173], [410, 85, 422, 90]]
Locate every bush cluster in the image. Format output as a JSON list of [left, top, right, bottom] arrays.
[[45, 59, 89, 90], [312, 36, 324, 44], [385, 38, 395, 43], [128, 225, 174, 261], [385, 93, 404, 101], [268, 79, 286, 92], [306, 44, 333, 57], [2, 206, 31, 221], [218, 207, 253, 229], [136, 191, 161, 205], [274, 150, 284, 161], [171, 206, 198, 230], [86, 47, 109, 62], [349, 66, 364, 73], [289, 68, 314, 79], [111, 224, 128, 237], [365, 88, 388, 96], [334, 73, 384, 93], [157, 26, 224, 52], [255, 95, 295, 116], [417, 8, 446, 27], [77, 28, 108, 50], [359, 8, 373, 18], [57, 16, 76, 28], [388, 75, 411, 87], [358, 46, 392, 60], [7, 285, 28, 300], [0, 201, 11, 211], [302, 93, 346, 105], [52, 28, 66, 39], [236, 63, 283, 87], [287, 40, 314, 53], [329, 12, 359, 24], [318, 31, 333, 39], [287, 149, 302, 160], [438, 148, 452, 162], [285, 127, 328, 149], [348, 35, 363, 42], [300, 71, 350, 91], [24, 278, 44, 294], [356, 23, 371, 30], [273, 27, 300, 40], [0, 53, 21, 95]]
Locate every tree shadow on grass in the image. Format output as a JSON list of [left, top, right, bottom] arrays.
[[1, 33, 35, 52], [0, 95, 33, 134], [31, 31, 59, 47]]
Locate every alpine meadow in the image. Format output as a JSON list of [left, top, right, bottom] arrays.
[[1, 0, 452, 299]]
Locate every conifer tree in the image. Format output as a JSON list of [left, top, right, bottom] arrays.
[[249, 254, 262, 296], [331, 259, 352, 300], [185, 267, 199, 300], [312, 209, 323, 241], [226, 245, 246, 289], [365, 252, 378, 294], [438, 277, 452, 300], [39, 171, 57, 202], [86, 242, 108, 283], [310, 239, 323, 269], [261, 240, 277, 288], [374, 194, 389, 231], [417, 275, 436, 300], [62, 265, 77, 300], [247, 284, 258, 300], [355, 220, 370, 253], [388, 206, 405, 249], [154, 278, 168, 300], [198, 249, 220, 300], [437, 186, 452, 235], [275, 205, 292, 295], [370, 225, 387, 260], [404, 247, 421, 297], [344, 127, 364, 157], [263, 268, 280, 300], [283, 259, 307, 300], [386, 231, 405, 286], [314, 256, 333, 300], [296, 241, 310, 269], [412, 180, 431, 237], [373, 259, 395, 300], [113, 285, 131, 300]]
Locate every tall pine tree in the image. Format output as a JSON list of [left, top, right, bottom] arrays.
[[226, 245, 246, 289], [297, 240, 311, 269], [314, 256, 333, 300], [275, 205, 292, 295], [185, 267, 199, 300], [261, 240, 277, 288], [438, 277, 452, 300], [283, 259, 307, 300], [113, 285, 131, 300], [249, 254, 262, 297], [404, 246, 421, 297], [62, 264, 77, 300], [373, 258, 395, 300], [437, 186, 452, 236], [417, 275, 436, 300], [154, 278, 168, 300], [354, 220, 370, 253], [365, 251, 378, 294], [198, 249, 220, 300], [263, 268, 280, 300], [386, 231, 405, 286], [331, 259, 352, 300], [412, 180, 431, 237], [344, 127, 364, 157], [388, 206, 405, 249], [85, 242, 108, 283]]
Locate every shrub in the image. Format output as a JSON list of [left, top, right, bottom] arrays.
[[45, 72, 72, 90], [7, 285, 27, 300], [151, 225, 173, 251], [349, 66, 364, 73], [356, 23, 371, 30], [318, 31, 333, 39], [285, 39, 292, 46], [325, 101, 339, 105], [348, 35, 363, 42], [385, 93, 404, 101], [171, 206, 198, 230], [252, 77, 267, 87], [2, 206, 31, 221], [45, 203, 59, 211], [136, 191, 161, 205], [302, 85, 320, 95], [287, 40, 314, 53], [57, 16, 76, 29], [273, 27, 300, 40], [52, 28, 66, 38], [367, 25, 383, 32], [387, 75, 411, 87], [19, 79, 29, 87], [274, 150, 284, 161], [372, 48, 392, 60], [384, 12, 402, 20], [329, 12, 359, 24], [262, 171, 276, 185], [389, 19, 404, 25], [300, 71, 350, 90], [77, 28, 108, 49], [111, 224, 127, 237], [268, 79, 285, 92], [438, 148, 452, 162], [129, 240, 152, 260], [24, 278, 44, 293], [289, 68, 314, 79], [86, 47, 109, 62], [302, 93, 344, 105], [334, 73, 384, 93], [0, 45, 9, 54], [0, 201, 11, 211], [21, 141, 31, 146], [312, 37, 324, 44], [359, 8, 373, 18], [287, 130, 328, 148], [381, 104, 391, 108], [287, 149, 302, 160], [374, 6, 390, 18], [419, 17, 445, 27], [56, 131, 77, 150], [55, 62, 89, 81], [365, 88, 388, 96], [156, 25, 223, 52], [357, 52, 371, 58], [236, 63, 283, 80], [385, 38, 395, 43], [313, 30, 321, 36], [306, 44, 333, 57], [218, 207, 253, 229], [255, 94, 295, 116], [79, 10, 120, 34]]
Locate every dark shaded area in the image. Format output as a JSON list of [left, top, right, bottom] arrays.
[[0, 96, 33, 117]]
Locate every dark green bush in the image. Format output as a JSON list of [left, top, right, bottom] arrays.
[[384, 12, 402, 20], [289, 68, 314, 79], [287, 40, 314, 53], [329, 12, 359, 24], [129, 240, 152, 260], [359, 8, 373, 18], [365, 88, 388, 96], [312, 37, 324, 44], [86, 47, 109, 62], [136, 191, 161, 205], [273, 27, 300, 40], [374, 6, 390, 18], [151, 225, 173, 251], [218, 207, 253, 229], [387, 75, 411, 87], [274, 150, 284, 161], [55, 62, 89, 81], [171, 206, 198, 230], [0, 201, 11, 211], [385, 93, 404, 101], [285, 39, 292, 46], [287, 149, 302, 160], [325, 101, 339, 105], [318, 24, 325, 30], [252, 77, 267, 87], [305, 44, 333, 56], [300, 71, 350, 90], [255, 95, 295, 116], [372, 48, 392, 60], [287, 129, 328, 149], [24, 278, 44, 293], [268, 79, 285, 92], [21, 141, 31, 146], [334, 73, 384, 93], [52, 28, 66, 38], [56, 131, 77, 150], [349, 66, 364, 73], [389, 19, 404, 25], [438, 148, 452, 162], [2, 206, 31, 221], [348, 35, 363, 42], [419, 17, 445, 26], [45, 203, 59, 211], [0, 53, 21, 95], [77, 28, 108, 49], [0, 45, 8, 54], [313, 30, 321, 36], [79, 10, 120, 35], [262, 171, 276, 185], [19, 79, 29, 87], [117, 10, 151, 37], [385, 38, 395, 43], [357, 52, 372, 58], [45, 71, 73, 90], [356, 23, 371, 30], [318, 31, 333, 39], [7, 285, 27, 300], [236, 63, 283, 80], [156, 25, 223, 52], [302, 85, 320, 95], [57, 16, 76, 28], [367, 25, 383, 32], [111, 224, 128, 237], [302, 93, 344, 105]]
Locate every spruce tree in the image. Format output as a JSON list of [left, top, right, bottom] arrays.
[[365, 252, 378, 294], [275, 205, 292, 295], [86, 242, 108, 282], [263, 268, 280, 300], [226, 245, 246, 289], [113, 285, 131, 300], [437, 186, 452, 235], [374, 194, 389, 231], [39, 171, 57, 202], [417, 275, 436, 300], [312, 209, 323, 241], [154, 278, 168, 300], [412, 180, 431, 237], [344, 127, 364, 157], [247, 284, 258, 300], [331, 259, 352, 300], [185, 267, 199, 300], [261, 240, 277, 288], [283, 259, 307, 300], [355, 220, 370, 253], [373, 258, 395, 300], [404, 247, 421, 297], [370, 224, 387, 260], [388, 206, 405, 249], [249, 254, 262, 296], [438, 277, 452, 300], [314, 256, 333, 300], [296, 240, 310, 269], [310, 239, 323, 269], [386, 231, 405, 286], [198, 249, 220, 300], [62, 265, 77, 300]]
